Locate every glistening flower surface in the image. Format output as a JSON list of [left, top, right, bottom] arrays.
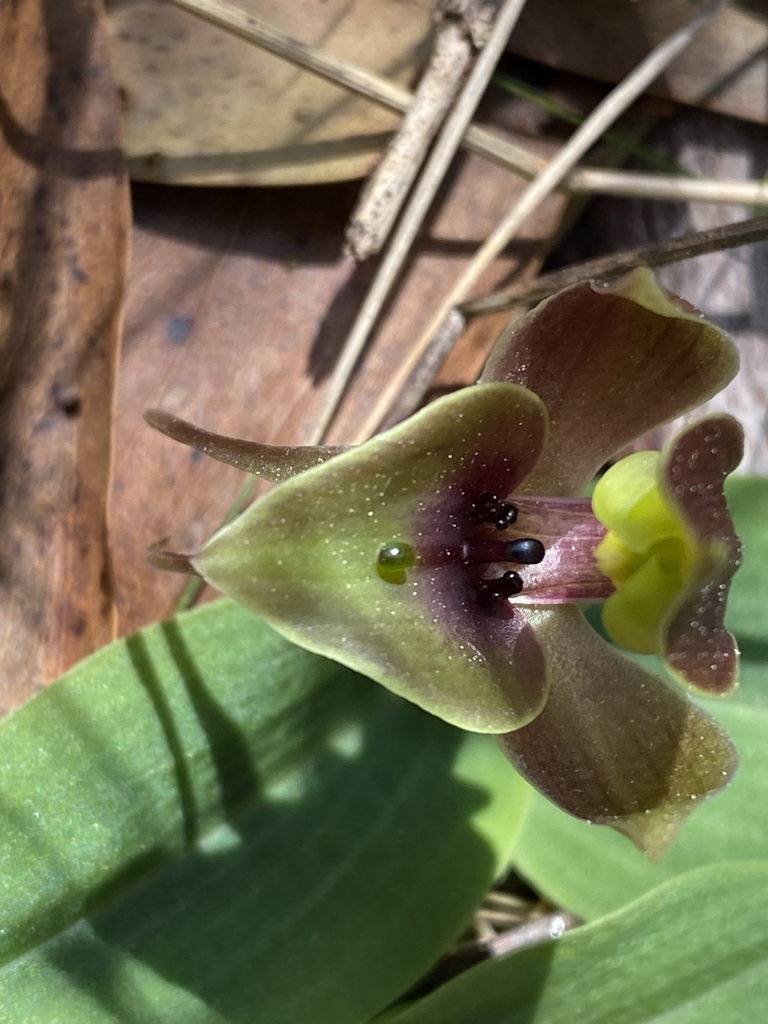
[[154, 268, 743, 856], [196, 383, 555, 733]]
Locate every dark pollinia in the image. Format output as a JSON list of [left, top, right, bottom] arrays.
[[504, 537, 546, 564], [468, 493, 547, 609], [474, 491, 519, 531], [477, 570, 524, 606]]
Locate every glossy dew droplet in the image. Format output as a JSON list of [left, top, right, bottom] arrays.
[[377, 541, 416, 584]]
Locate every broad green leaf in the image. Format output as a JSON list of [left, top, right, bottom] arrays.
[[511, 477, 768, 919], [0, 600, 528, 1023], [382, 861, 768, 1024]]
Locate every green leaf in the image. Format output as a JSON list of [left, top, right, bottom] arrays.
[[511, 477, 768, 919], [382, 861, 768, 1024], [0, 600, 528, 1023]]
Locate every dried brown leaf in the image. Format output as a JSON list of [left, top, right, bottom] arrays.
[[108, 0, 433, 185], [0, 0, 130, 712], [508, 0, 768, 125]]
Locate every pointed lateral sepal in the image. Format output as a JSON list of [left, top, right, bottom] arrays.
[[145, 541, 201, 577], [193, 384, 551, 733], [481, 267, 739, 495], [145, 409, 347, 482], [501, 606, 737, 858], [660, 414, 743, 694]]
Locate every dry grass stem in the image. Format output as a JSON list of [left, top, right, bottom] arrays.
[[166, 1, 760, 447], [167, 0, 768, 212], [354, 6, 718, 441], [569, 169, 768, 207], [377, 311, 467, 432], [166, 0, 544, 180], [345, 18, 474, 260], [310, 0, 531, 444], [462, 214, 768, 314], [485, 913, 580, 956]]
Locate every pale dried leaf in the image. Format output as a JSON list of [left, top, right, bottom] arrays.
[[108, 0, 433, 185]]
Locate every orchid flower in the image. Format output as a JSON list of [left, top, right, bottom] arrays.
[[148, 268, 743, 857]]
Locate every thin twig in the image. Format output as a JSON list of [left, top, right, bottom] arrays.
[[354, 6, 718, 442], [567, 168, 768, 206], [484, 913, 580, 957], [377, 310, 467, 433], [311, 0, 531, 443], [345, 17, 474, 260], [166, 0, 768, 211], [167, 0, 547, 183], [167, 0, 765, 441], [462, 214, 768, 315], [381, 204, 768, 435]]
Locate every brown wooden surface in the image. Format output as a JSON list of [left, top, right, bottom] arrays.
[[0, 0, 130, 712]]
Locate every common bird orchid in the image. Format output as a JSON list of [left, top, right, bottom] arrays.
[[149, 268, 743, 857]]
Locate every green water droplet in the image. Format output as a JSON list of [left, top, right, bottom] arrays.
[[377, 542, 415, 584]]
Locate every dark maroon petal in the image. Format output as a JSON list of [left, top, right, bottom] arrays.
[[480, 268, 739, 495], [500, 606, 737, 857], [661, 415, 744, 694]]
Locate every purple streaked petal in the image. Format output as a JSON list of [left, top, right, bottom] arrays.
[[500, 605, 737, 857], [480, 268, 739, 495], [660, 414, 744, 694], [505, 496, 613, 604]]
